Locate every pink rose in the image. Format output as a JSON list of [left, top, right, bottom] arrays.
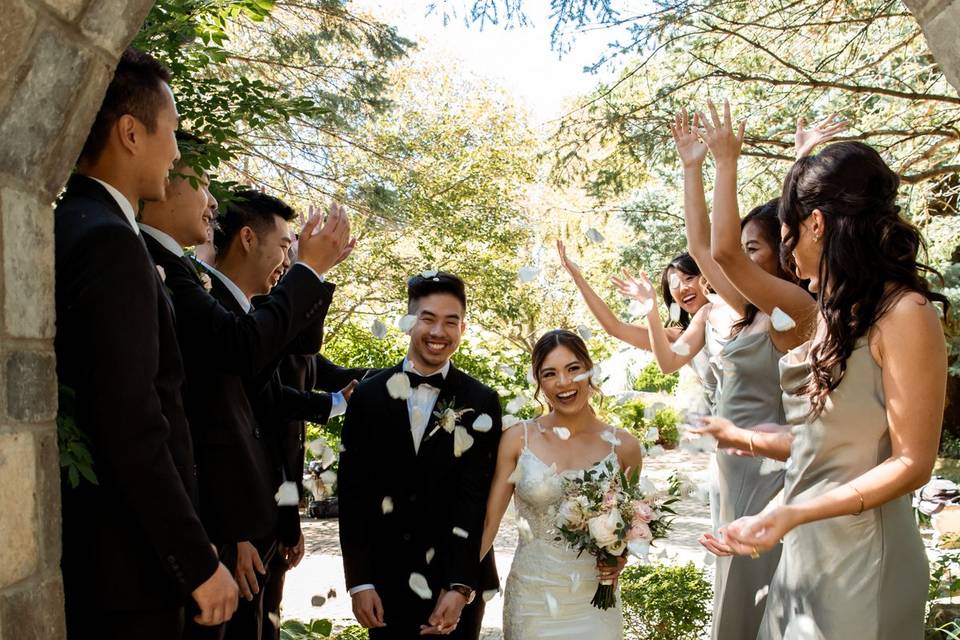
[[626, 521, 652, 542], [633, 502, 655, 524]]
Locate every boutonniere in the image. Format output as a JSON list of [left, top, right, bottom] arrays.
[[156, 265, 166, 282], [198, 272, 212, 292], [425, 400, 495, 458]]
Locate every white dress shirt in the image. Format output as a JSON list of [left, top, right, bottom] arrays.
[[349, 357, 451, 597], [90, 177, 139, 234], [201, 265, 346, 417], [138, 224, 184, 257]]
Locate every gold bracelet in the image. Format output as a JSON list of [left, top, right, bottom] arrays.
[[850, 484, 865, 516], [748, 432, 756, 456]]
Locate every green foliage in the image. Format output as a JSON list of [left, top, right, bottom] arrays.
[[941, 432, 960, 460], [929, 550, 960, 602], [280, 619, 368, 639], [57, 385, 98, 489], [632, 362, 678, 394], [607, 398, 680, 448], [620, 562, 713, 640], [648, 407, 680, 449]]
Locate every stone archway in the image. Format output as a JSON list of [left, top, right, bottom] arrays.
[[0, 1, 154, 637], [0, 1, 958, 639]]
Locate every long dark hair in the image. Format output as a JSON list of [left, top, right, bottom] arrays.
[[531, 329, 600, 412], [660, 253, 701, 329], [731, 199, 797, 335], [779, 141, 948, 415]]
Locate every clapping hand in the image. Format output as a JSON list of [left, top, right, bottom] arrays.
[[611, 269, 657, 309], [697, 99, 745, 165], [795, 114, 849, 159], [670, 107, 708, 169], [297, 201, 354, 276]]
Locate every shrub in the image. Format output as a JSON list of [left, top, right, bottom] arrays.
[[940, 432, 960, 459], [620, 562, 712, 640], [281, 619, 368, 640], [649, 407, 681, 448], [633, 362, 679, 393]]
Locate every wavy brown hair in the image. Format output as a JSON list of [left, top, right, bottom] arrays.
[[531, 329, 601, 413], [778, 141, 948, 415]]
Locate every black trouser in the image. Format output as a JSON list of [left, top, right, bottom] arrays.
[[66, 602, 185, 640], [260, 550, 290, 640], [368, 596, 485, 640]]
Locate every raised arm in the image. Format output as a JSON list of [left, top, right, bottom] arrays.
[[671, 108, 748, 315], [557, 240, 681, 350], [480, 425, 523, 559], [700, 100, 817, 346], [611, 269, 708, 374]]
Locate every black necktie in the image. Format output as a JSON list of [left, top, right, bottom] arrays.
[[406, 371, 444, 389]]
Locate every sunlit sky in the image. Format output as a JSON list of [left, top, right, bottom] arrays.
[[351, 1, 632, 126]]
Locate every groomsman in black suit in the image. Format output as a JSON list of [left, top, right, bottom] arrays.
[[54, 49, 238, 639], [138, 170, 353, 639], [339, 273, 502, 639]]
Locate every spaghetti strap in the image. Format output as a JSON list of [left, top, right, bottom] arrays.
[[521, 420, 529, 448]]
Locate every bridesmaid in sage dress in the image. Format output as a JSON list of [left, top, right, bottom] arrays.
[[694, 111, 947, 638]]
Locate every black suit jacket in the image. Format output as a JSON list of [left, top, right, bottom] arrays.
[[55, 175, 217, 612], [338, 363, 501, 621]]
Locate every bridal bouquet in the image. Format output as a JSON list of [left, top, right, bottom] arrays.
[[553, 459, 676, 609]]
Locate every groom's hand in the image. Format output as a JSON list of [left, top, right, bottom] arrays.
[[234, 541, 266, 601], [352, 589, 386, 628], [191, 562, 239, 625], [420, 589, 466, 635]]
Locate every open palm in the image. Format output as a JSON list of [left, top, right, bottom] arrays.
[[670, 108, 708, 168]]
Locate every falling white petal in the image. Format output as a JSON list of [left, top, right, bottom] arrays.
[[590, 364, 603, 385], [307, 439, 325, 457], [545, 591, 559, 617], [638, 476, 658, 496], [370, 318, 388, 339], [499, 364, 516, 378], [760, 457, 787, 475], [482, 589, 499, 602], [770, 306, 797, 332], [452, 526, 470, 539], [526, 367, 536, 385], [670, 272, 681, 289], [386, 372, 412, 400], [600, 430, 622, 447], [577, 324, 592, 340], [425, 548, 435, 564], [398, 314, 417, 333], [572, 370, 592, 382], [755, 585, 769, 607], [628, 299, 654, 318], [585, 227, 604, 243], [381, 496, 394, 515], [472, 413, 493, 433], [275, 481, 299, 506], [518, 266, 539, 283], [453, 425, 475, 457], [502, 415, 520, 430], [783, 614, 824, 640], [338, 443, 346, 453], [627, 540, 650, 559], [671, 341, 691, 357], [647, 445, 665, 458], [702, 551, 716, 566], [554, 426, 571, 441], [421, 270, 438, 278], [408, 573, 432, 600], [506, 394, 529, 415], [669, 303, 682, 323], [645, 426, 660, 442], [517, 517, 533, 542]]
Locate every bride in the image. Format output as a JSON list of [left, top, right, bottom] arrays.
[[480, 329, 643, 639]]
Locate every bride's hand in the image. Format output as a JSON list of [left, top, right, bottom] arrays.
[[597, 555, 628, 588]]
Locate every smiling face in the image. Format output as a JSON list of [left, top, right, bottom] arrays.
[[667, 267, 708, 314], [161, 166, 218, 246], [243, 215, 292, 295], [741, 219, 781, 276], [407, 293, 465, 370], [537, 344, 593, 417]]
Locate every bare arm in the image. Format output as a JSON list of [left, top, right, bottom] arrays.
[[670, 108, 749, 315], [723, 295, 946, 553], [557, 240, 681, 350], [480, 426, 523, 559], [690, 418, 794, 461]]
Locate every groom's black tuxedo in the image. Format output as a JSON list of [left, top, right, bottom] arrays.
[[55, 175, 218, 636], [339, 362, 502, 639]]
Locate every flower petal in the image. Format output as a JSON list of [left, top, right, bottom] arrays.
[[421, 270, 438, 278], [408, 572, 432, 600], [453, 425, 475, 457], [518, 266, 539, 283], [600, 430, 622, 447], [771, 306, 797, 332], [381, 496, 394, 515], [669, 272, 681, 289], [425, 548, 435, 564], [502, 415, 520, 430], [370, 318, 388, 339], [645, 426, 660, 442], [669, 303, 681, 323], [499, 364, 516, 378], [452, 526, 470, 539], [275, 481, 299, 506], [628, 299, 654, 318], [517, 517, 533, 542], [572, 370, 592, 382], [506, 393, 530, 415], [386, 372, 412, 400], [507, 463, 523, 484], [627, 539, 650, 559], [482, 588, 499, 602], [398, 314, 417, 333], [472, 413, 493, 433], [554, 426, 571, 441], [670, 341, 691, 357], [585, 227, 604, 243], [545, 591, 559, 617], [755, 585, 769, 607], [577, 324, 592, 340]]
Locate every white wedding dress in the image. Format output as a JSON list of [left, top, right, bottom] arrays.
[[502, 422, 624, 639]]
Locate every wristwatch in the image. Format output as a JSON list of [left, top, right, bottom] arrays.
[[449, 584, 475, 604]]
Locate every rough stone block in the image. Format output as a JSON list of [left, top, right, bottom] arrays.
[[922, 0, 960, 93], [34, 429, 61, 572], [6, 351, 56, 423], [0, 432, 38, 589], [0, 574, 65, 640], [903, 0, 956, 24], [80, 0, 157, 58], [2, 189, 54, 339], [42, 0, 90, 22], [0, 0, 36, 105], [0, 30, 96, 199]]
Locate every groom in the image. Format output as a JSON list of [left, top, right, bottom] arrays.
[[339, 273, 502, 638]]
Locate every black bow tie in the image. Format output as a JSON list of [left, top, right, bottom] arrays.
[[406, 371, 445, 389]]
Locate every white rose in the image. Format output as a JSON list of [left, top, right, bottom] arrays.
[[587, 509, 623, 550], [556, 496, 589, 530], [440, 409, 457, 433]]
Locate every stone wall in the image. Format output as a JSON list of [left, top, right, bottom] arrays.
[[0, 1, 154, 638], [905, 0, 960, 94]]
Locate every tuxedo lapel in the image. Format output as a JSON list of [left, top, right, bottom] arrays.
[[416, 366, 461, 460], [137, 233, 176, 318]]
